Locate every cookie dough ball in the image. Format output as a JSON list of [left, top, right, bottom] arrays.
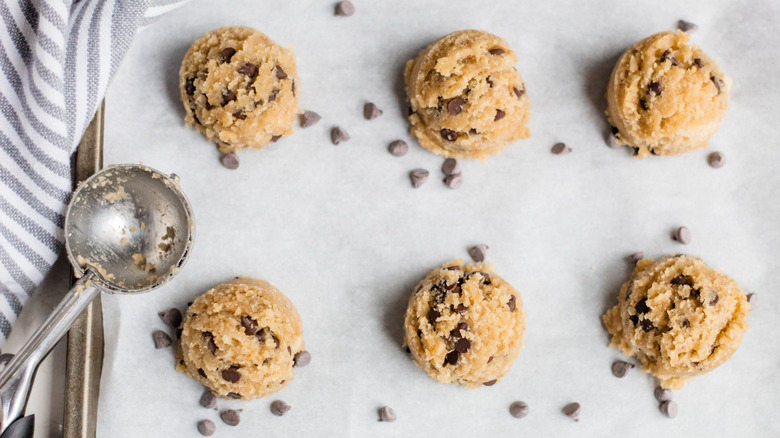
[[603, 255, 749, 389], [403, 260, 526, 388], [404, 30, 530, 159], [180, 26, 299, 153], [606, 30, 730, 158], [177, 277, 304, 400]]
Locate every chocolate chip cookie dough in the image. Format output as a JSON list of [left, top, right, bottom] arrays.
[[180, 26, 299, 153], [603, 255, 749, 389], [606, 30, 730, 158], [177, 277, 304, 400], [405, 30, 530, 159], [403, 260, 526, 388]]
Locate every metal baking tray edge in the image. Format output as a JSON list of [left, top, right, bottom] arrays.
[[63, 101, 105, 438]]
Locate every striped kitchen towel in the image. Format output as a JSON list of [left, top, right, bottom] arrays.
[[0, 0, 188, 346]]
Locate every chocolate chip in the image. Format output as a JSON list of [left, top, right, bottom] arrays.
[[494, 109, 506, 121], [293, 350, 311, 367], [513, 86, 525, 98], [487, 356, 493, 363], [647, 81, 664, 96], [467, 244, 488, 262], [445, 350, 460, 365], [203, 97, 213, 110], [468, 128, 478, 135], [185, 78, 196, 95], [707, 151, 725, 168], [674, 226, 691, 244], [483, 380, 497, 386], [746, 293, 755, 304], [551, 142, 571, 155], [444, 174, 462, 189], [198, 368, 206, 378], [271, 135, 282, 143], [678, 19, 698, 33], [428, 309, 441, 324], [639, 98, 648, 111], [450, 322, 468, 338], [221, 89, 237, 106], [635, 299, 650, 314], [222, 365, 241, 383], [607, 131, 621, 149], [268, 88, 280, 102], [275, 65, 288, 80], [562, 402, 580, 421], [671, 274, 693, 286], [220, 153, 240, 170], [254, 98, 263, 106], [488, 48, 505, 55], [441, 158, 460, 175], [152, 330, 172, 349], [611, 360, 634, 377], [233, 109, 246, 120], [660, 400, 678, 418], [453, 304, 467, 314], [629, 315, 639, 325], [640, 319, 654, 332], [159, 308, 183, 328], [388, 140, 408, 156], [335, 0, 355, 16], [410, 169, 429, 188], [507, 295, 516, 312], [200, 390, 217, 410], [240, 316, 258, 335], [271, 400, 291, 416], [711, 76, 725, 94], [682, 318, 690, 328], [654, 386, 673, 402], [378, 406, 396, 422], [447, 98, 464, 116], [237, 63, 257, 77], [364, 102, 383, 120], [661, 49, 679, 66], [331, 126, 350, 145], [300, 110, 321, 128], [197, 419, 216, 436], [220, 48, 236, 63], [227, 392, 241, 399], [628, 252, 644, 263], [292, 80, 296, 96], [444, 265, 461, 271], [709, 293, 719, 306], [256, 328, 266, 343], [509, 401, 529, 418], [486, 77, 494, 88], [220, 409, 241, 426], [694, 58, 704, 69], [440, 129, 458, 141], [272, 334, 280, 348], [454, 338, 471, 353]]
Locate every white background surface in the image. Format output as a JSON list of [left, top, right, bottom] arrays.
[[94, 0, 780, 436]]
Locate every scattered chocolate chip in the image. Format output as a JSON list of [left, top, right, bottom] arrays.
[[611, 360, 635, 378], [271, 135, 282, 143], [509, 401, 529, 418], [268, 88, 280, 102], [240, 316, 258, 335], [440, 129, 458, 142], [694, 58, 704, 69], [454, 338, 471, 353], [711, 76, 725, 94], [453, 304, 467, 314], [233, 109, 246, 120], [661, 49, 679, 66], [640, 319, 655, 332], [468, 128, 478, 135], [220, 153, 240, 170], [203, 98, 213, 110], [513, 86, 525, 98], [200, 390, 217, 410], [378, 406, 396, 422], [428, 309, 441, 324], [445, 265, 461, 271], [222, 365, 241, 383], [335, 0, 355, 16], [227, 392, 241, 399], [441, 158, 460, 176], [488, 48, 505, 55], [185, 78, 196, 96], [300, 111, 321, 128], [551, 142, 571, 155], [487, 356, 494, 363], [364, 102, 383, 120], [482, 379, 497, 386], [639, 98, 648, 111], [709, 293, 719, 306], [388, 140, 408, 156], [562, 402, 580, 421], [441, 173, 462, 189], [220, 48, 236, 63], [271, 400, 291, 416], [447, 98, 464, 116], [660, 400, 678, 418], [674, 226, 691, 244], [159, 308, 182, 328], [647, 81, 664, 96], [678, 20, 698, 33], [198, 368, 207, 378], [253, 98, 262, 106], [507, 295, 517, 312], [486, 77, 494, 88], [237, 63, 257, 77], [467, 244, 488, 262], [272, 334, 280, 348], [410, 169, 429, 188], [654, 386, 673, 402], [152, 330, 172, 349], [494, 109, 506, 121], [746, 293, 754, 304], [682, 318, 690, 328], [220, 409, 241, 426], [221, 90, 236, 107], [197, 419, 216, 436], [635, 299, 650, 314], [450, 322, 468, 338], [331, 127, 350, 145], [292, 80, 296, 96], [275, 65, 288, 80], [629, 315, 639, 325], [445, 350, 460, 365], [628, 252, 644, 263], [292, 350, 311, 367], [671, 274, 693, 286], [256, 328, 266, 344], [707, 151, 725, 168]]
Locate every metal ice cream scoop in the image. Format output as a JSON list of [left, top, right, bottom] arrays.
[[0, 164, 194, 437]]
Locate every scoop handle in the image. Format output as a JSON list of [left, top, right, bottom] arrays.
[[0, 272, 99, 434]]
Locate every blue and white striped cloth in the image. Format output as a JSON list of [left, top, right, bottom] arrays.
[[0, 0, 187, 346]]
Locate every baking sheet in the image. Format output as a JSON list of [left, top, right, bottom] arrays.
[[98, 0, 780, 436]]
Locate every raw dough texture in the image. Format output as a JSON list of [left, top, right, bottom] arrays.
[[177, 277, 304, 400], [404, 30, 530, 159], [603, 255, 749, 389], [180, 26, 299, 153], [606, 30, 730, 158], [403, 260, 526, 388]]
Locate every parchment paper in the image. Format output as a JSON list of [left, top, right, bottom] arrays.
[[98, 0, 780, 436]]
